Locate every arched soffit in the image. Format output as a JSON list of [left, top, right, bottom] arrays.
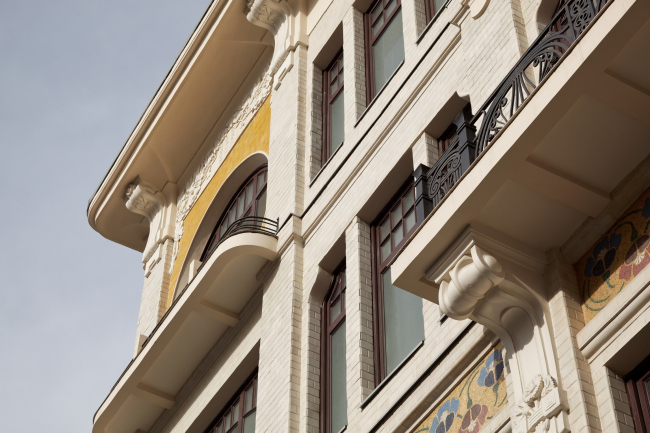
[[168, 96, 271, 305], [174, 152, 269, 298]]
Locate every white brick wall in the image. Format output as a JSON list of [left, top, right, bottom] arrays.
[[135, 238, 174, 355], [546, 248, 602, 433]]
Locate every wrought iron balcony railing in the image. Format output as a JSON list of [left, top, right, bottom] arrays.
[[203, 215, 279, 262], [419, 0, 610, 214]]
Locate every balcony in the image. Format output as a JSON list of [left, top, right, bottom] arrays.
[[93, 217, 278, 433], [395, 0, 650, 298]]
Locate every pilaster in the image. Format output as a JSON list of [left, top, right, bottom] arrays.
[[343, 6, 367, 129], [345, 216, 375, 419], [546, 248, 602, 432]]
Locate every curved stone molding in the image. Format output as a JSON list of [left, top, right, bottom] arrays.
[[470, 0, 490, 19], [172, 72, 273, 263], [428, 227, 569, 433], [125, 178, 176, 265]]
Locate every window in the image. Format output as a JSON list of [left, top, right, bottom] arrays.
[[322, 262, 347, 433], [365, 0, 405, 101], [201, 166, 267, 260], [372, 181, 425, 381], [626, 355, 650, 433], [207, 374, 257, 433], [323, 51, 345, 164], [425, 0, 447, 23]]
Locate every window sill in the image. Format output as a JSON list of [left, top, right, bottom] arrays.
[[359, 339, 424, 410], [416, 0, 451, 45], [309, 141, 345, 187]]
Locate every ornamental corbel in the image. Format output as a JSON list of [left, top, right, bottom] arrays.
[[246, 0, 290, 35], [125, 178, 176, 266], [439, 245, 505, 319]]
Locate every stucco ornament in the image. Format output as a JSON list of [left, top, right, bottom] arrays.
[[125, 178, 176, 267], [428, 228, 569, 433], [513, 375, 562, 433], [172, 71, 273, 263]]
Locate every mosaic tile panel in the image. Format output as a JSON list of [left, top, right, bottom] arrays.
[[413, 345, 507, 433], [576, 187, 650, 323]]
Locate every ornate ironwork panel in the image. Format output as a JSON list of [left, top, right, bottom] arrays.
[[474, 0, 608, 155]]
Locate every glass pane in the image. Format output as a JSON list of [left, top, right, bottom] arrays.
[[380, 218, 390, 241], [372, 9, 404, 94], [391, 204, 402, 226], [339, 64, 343, 83], [256, 188, 266, 218], [243, 412, 256, 433], [404, 209, 416, 233], [433, 0, 446, 14], [403, 189, 414, 210], [330, 92, 345, 156], [225, 410, 231, 430], [229, 206, 236, 225], [372, 16, 384, 38], [257, 171, 266, 189], [381, 239, 391, 262], [385, 0, 396, 16], [233, 401, 240, 424], [237, 195, 245, 218], [382, 268, 424, 375], [245, 387, 254, 412], [372, 3, 383, 22], [245, 181, 254, 206], [330, 298, 341, 323], [330, 322, 348, 433], [331, 76, 338, 94], [392, 222, 403, 246], [217, 422, 223, 433], [227, 426, 237, 433]]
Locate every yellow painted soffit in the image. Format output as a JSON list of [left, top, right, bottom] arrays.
[[167, 97, 271, 308]]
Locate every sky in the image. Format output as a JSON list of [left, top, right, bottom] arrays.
[[0, 1, 211, 431]]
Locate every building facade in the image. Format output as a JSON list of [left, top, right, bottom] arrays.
[[87, 0, 650, 432]]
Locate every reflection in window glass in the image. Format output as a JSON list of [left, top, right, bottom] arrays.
[[330, 92, 345, 156], [372, 10, 404, 94], [330, 323, 347, 433], [382, 268, 424, 375], [243, 412, 256, 433]]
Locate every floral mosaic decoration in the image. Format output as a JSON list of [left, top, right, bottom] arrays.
[[576, 187, 650, 323], [413, 345, 507, 433]]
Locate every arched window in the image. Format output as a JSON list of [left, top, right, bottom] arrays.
[[322, 262, 347, 433], [201, 165, 268, 260]]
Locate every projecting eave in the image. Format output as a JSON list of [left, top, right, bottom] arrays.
[[87, 0, 273, 252]]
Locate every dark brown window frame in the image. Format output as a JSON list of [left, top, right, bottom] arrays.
[[322, 50, 345, 165], [206, 372, 258, 433], [201, 165, 268, 260], [364, 0, 403, 102], [370, 178, 419, 382], [424, 0, 445, 24], [321, 261, 347, 433], [626, 354, 650, 433]]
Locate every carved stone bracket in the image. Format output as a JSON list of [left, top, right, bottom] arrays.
[[427, 227, 569, 433], [125, 178, 177, 266]]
